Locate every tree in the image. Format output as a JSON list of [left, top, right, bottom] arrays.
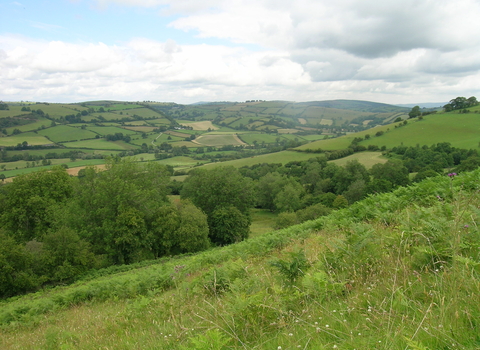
[[181, 166, 255, 218], [209, 206, 250, 245], [0, 232, 39, 298], [64, 159, 172, 264], [0, 167, 74, 242], [41, 227, 96, 282], [408, 106, 421, 119], [256, 172, 290, 211], [274, 182, 305, 212], [370, 160, 410, 188], [181, 167, 255, 245]]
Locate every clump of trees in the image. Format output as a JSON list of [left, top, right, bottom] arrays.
[[0, 161, 260, 298], [443, 96, 478, 112]]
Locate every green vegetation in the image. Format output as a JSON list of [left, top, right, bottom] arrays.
[[1, 169, 479, 349]]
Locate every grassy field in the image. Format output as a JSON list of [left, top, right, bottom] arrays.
[[38, 125, 97, 143], [193, 134, 245, 147], [0, 158, 105, 177], [61, 139, 137, 150], [359, 112, 480, 149], [295, 123, 396, 151], [250, 209, 277, 237], [85, 126, 138, 136], [0, 132, 53, 146], [4, 117, 52, 133], [330, 151, 388, 168], [199, 151, 324, 170], [1, 172, 478, 349], [179, 120, 218, 130]]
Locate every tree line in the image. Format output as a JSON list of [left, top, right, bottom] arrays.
[[1, 141, 478, 298]]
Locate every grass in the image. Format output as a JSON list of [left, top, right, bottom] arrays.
[[0, 132, 53, 146], [295, 123, 395, 151], [1, 171, 479, 349], [38, 125, 98, 143], [199, 151, 324, 170], [0, 159, 105, 178], [61, 139, 138, 150], [250, 209, 277, 238], [193, 134, 244, 147], [359, 112, 480, 149], [5, 117, 52, 133], [179, 121, 218, 130], [330, 151, 388, 169], [85, 126, 138, 136]]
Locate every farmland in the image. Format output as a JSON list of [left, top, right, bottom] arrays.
[[4, 99, 478, 180]]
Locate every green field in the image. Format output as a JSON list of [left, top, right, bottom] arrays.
[[0, 132, 53, 146], [193, 134, 244, 147], [38, 125, 98, 143], [86, 126, 138, 136], [0, 158, 105, 178], [330, 151, 388, 168], [62, 139, 137, 150], [296, 123, 396, 151], [5, 117, 52, 133], [358, 112, 480, 149], [199, 150, 324, 170]]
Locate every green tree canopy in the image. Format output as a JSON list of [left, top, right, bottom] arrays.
[[181, 166, 255, 217], [0, 167, 74, 242], [63, 159, 172, 264]]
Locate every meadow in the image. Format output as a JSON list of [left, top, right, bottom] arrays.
[[38, 125, 98, 143], [0, 132, 52, 146], [199, 151, 324, 169], [359, 112, 480, 149], [1, 170, 479, 349]]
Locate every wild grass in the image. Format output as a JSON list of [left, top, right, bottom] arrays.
[[1, 170, 479, 349]]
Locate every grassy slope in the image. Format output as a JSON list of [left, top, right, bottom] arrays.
[[297, 110, 480, 152], [1, 170, 479, 349]]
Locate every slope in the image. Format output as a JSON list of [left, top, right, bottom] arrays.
[[1, 170, 479, 349]]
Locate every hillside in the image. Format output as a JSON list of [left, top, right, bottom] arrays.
[[1, 170, 479, 349], [0, 99, 409, 180], [297, 105, 480, 152]]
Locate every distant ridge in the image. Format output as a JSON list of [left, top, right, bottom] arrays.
[[395, 102, 446, 108], [296, 99, 408, 113]]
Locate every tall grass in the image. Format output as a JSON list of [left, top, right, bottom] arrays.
[[1, 170, 479, 349]]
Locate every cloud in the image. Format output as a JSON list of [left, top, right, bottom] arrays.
[[0, 34, 310, 103], [2, 0, 480, 104]]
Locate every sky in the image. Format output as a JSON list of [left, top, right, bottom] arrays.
[[1, 0, 480, 105]]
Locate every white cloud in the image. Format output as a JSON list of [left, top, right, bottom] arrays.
[[2, 0, 480, 104]]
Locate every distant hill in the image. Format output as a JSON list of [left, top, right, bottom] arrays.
[[297, 99, 409, 113], [395, 102, 447, 108]]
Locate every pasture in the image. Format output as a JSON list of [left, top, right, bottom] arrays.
[[38, 125, 97, 143], [330, 151, 388, 168], [192, 134, 244, 147], [86, 126, 138, 136], [359, 113, 480, 149], [199, 150, 324, 169], [0, 132, 53, 146], [5, 117, 52, 133], [179, 120, 218, 130], [61, 139, 136, 150]]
